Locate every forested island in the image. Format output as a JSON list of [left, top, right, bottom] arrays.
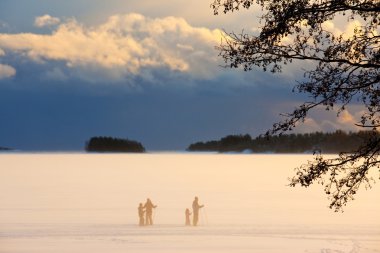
[[85, 136, 145, 153], [187, 130, 377, 153]]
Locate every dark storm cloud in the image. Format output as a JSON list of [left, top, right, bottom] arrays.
[[0, 65, 301, 151]]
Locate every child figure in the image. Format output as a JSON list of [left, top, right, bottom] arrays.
[[185, 208, 192, 226], [138, 203, 145, 226]]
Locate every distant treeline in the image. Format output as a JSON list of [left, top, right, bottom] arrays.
[[187, 130, 378, 153], [0, 146, 12, 151], [85, 136, 145, 153]]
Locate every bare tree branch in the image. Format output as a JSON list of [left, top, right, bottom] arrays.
[[211, 0, 380, 211]]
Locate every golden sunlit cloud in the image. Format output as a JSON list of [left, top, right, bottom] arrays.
[[322, 19, 364, 40], [0, 63, 16, 79], [0, 13, 224, 83], [295, 106, 362, 133]]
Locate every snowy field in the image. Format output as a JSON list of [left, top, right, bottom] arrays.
[[0, 153, 379, 253]]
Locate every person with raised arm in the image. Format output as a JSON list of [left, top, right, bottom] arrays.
[[192, 196, 204, 226], [143, 198, 157, 225]]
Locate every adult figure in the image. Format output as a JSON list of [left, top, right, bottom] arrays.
[[192, 196, 204, 226], [143, 198, 157, 225], [138, 203, 145, 226]]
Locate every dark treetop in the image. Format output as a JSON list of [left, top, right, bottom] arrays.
[[188, 131, 376, 154], [85, 136, 145, 153]]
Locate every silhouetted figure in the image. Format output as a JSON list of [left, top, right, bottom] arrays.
[[185, 208, 192, 226], [144, 198, 157, 225], [192, 196, 204, 226], [138, 203, 145, 226]]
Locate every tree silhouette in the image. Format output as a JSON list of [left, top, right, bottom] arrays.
[[85, 136, 145, 153], [187, 131, 377, 154], [211, 0, 380, 211]]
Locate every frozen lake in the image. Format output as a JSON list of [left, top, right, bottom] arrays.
[[0, 153, 379, 253]]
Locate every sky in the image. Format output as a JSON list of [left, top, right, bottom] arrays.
[[0, 0, 363, 151]]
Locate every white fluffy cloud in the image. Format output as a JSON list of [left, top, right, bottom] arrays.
[[0, 63, 16, 79], [34, 15, 61, 27], [0, 13, 223, 83]]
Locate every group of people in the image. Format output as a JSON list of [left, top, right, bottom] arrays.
[[138, 198, 157, 226], [138, 197, 204, 226]]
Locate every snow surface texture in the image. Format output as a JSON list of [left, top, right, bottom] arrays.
[[0, 154, 379, 253]]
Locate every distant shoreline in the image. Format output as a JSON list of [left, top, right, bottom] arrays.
[[0, 150, 339, 155], [0, 147, 12, 151], [187, 131, 373, 154]]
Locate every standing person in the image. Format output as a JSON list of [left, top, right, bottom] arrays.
[[185, 208, 192, 226], [144, 198, 157, 225], [192, 196, 204, 226], [138, 203, 145, 226]]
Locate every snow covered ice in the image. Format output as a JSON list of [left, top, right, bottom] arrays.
[[1, 153, 379, 253]]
